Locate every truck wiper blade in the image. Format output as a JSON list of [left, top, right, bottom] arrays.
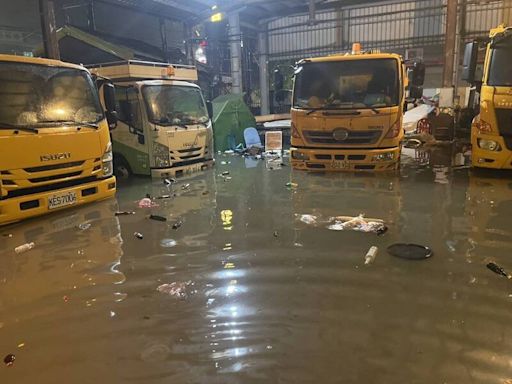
[[39, 120, 100, 129], [0, 122, 39, 133]]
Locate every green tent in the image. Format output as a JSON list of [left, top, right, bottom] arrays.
[[212, 94, 256, 152]]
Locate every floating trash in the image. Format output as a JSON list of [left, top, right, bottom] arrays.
[[327, 215, 385, 233], [221, 171, 230, 176], [160, 239, 177, 248], [115, 211, 135, 216], [298, 214, 317, 225], [365, 246, 379, 265], [155, 194, 172, 200], [273, 231, 279, 238], [376, 226, 388, 236], [172, 220, 183, 230], [14, 242, 35, 254], [148, 215, 167, 222], [134, 232, 144, 239], [387, 243, 433, 260], [486, 262, 512, 279], [286, 182, 298, 189], [4, 353, 15, 367], [163, 178, 176, 186], [78, 223, 91, 231], [157, 281, 193, 299], [138, 197, 157, 208]]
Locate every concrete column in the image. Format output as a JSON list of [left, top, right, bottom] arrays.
[[443, 0, 458, 88], [258, 24, 269, 115], [39, 0, 60, 60], [228, 12, 243, 94]]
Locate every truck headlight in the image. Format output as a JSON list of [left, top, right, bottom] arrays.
[[372, 152, 395, 162], [102, 142, 113, 177], [153, 141, 170, 167], [291, 150, 310, 160], [478, 139, 501, 151]]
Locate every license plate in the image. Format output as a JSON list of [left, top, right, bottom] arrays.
[[332, 160, 350, 169], [48, 192, 77, 210]]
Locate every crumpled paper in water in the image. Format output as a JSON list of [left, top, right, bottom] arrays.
[[299, 214, 317, 225], [327, 214, 385, 233]]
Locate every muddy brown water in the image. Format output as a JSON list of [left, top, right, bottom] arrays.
[[2, 146, 512, 383]]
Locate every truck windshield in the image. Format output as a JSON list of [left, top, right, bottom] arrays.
[[142, 85, 209, 126], [0, 62, 103, 127], [293, 58, 399, 110], [488, 40, 512, 86]]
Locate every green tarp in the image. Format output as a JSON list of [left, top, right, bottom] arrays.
[[212, 94, 256, 152]]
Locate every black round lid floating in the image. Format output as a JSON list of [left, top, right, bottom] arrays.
[[387, 243, 433, 260]]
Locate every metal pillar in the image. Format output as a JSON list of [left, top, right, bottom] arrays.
[[159, 18, 168, 62], [39, 0, 60, 60], [87, 0, 96, 32], [258, 24, 269, 115], [184, 22, 194, 66], [504, 0, 512, 25], [443, 0, 457, 88], [308, 0, 316, 25], [228, 12, 243, 94]]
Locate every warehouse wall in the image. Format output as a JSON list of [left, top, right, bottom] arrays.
[[267, 0, 512, 88]]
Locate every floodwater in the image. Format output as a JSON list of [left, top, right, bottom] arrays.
[[2, 145, 512, 383]]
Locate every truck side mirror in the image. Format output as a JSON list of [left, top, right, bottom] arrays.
[[409, 85, 423, 100], [206, 100, 213, 119], [408, 62, 425, 87], [462, 41, 478, 83], [103, 83, 118, 129]]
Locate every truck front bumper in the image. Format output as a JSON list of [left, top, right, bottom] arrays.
[[291, 147, 400, 171], [0, 176, 116, 226], [151, 159, 215, 178]]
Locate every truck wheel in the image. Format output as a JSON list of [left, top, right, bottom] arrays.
[[114, 156, 131, 178]]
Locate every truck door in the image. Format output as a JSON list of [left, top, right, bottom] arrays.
[[112, 86, 150, 176]]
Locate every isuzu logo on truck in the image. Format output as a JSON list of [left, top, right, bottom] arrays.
[[40, 153, 71, 162]]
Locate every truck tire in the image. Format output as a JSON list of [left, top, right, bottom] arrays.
[[114, 155, 131, 178]]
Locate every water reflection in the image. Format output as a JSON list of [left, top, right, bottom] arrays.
[[3, 148, 512, 383]]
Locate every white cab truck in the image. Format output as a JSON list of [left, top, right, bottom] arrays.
[[89, 60, 214, 178]]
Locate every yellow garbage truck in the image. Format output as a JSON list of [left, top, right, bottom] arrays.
[[0, 54, 117, 226], [462, 25, 512, 169], [289, 44, 424, 171], [89, 60, 214, 178]]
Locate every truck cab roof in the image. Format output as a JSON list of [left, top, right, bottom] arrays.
[[301, 52, 402, 63], [0, 54, 87, 71]]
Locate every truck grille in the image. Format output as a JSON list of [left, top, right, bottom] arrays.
[[24, 161, 85, 173], [0, 158, 102, 199], [170, 146, 206, 162], [496, 109, 512, 149], [304, 130, 381, 145]]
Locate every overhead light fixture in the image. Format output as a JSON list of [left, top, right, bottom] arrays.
[[210, 12, 223, 22]]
